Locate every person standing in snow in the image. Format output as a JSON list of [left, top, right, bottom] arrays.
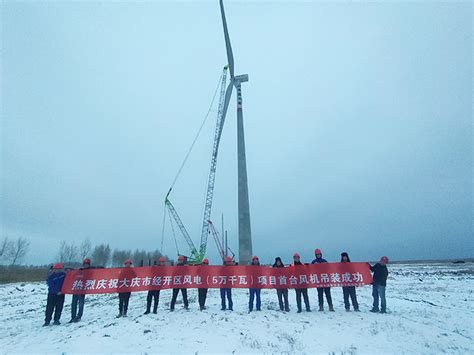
[[273, 257, 289, 312], [117, 259, 134, 318], [291, 253, 311, 313], [340, 252, 359, 312], [312, 248, 334, 312], [248, 256, 262, 312], [170, 255, 189, 311], [220, 256, 234, 311], [43, 262, 66, 326], [369, 256, 389, 313], [69, 258, 92, 323], [144, 256, 166, 314], [198, 258, 209, 311]]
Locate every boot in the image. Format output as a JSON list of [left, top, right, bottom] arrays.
[[380, 309, 386, 314], [144, 310, 150, 315], [319, 305, 324, 312], [329, 305, 335, 312], [42, 321, 50, 327], [116, 313, 122, 318], [53, 320, 61, 325], [370, 308, 379, 313]]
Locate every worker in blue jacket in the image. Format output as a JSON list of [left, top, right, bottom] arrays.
[[43, 263, 66, 326], [312, 249, 334, 312]]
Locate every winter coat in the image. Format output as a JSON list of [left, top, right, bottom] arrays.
[[311, 257, 327, 264], [47, 271, 66, 294], [370, 263, 388, 286], [291, 260, 305, 266]]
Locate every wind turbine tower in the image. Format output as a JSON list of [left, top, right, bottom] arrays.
[[219, 0, 253, 265]]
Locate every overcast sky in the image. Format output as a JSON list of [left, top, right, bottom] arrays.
[[1, 0, 472, 265]]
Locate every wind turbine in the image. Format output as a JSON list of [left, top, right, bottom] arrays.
[[219, 0, 253, 265]]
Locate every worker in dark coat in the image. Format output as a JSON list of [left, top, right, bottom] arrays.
[[198, 258, 209, 311], [291, 253, 311, 313], [340, 252, 359, 311], [170, 255, 189, 311], [144, 256, 166, 314], [117, 259, 134, 318], [248, 256, 261, 312], [43, 263, 66, 326], [273, 257, 289, 312], [69, 258, 92, 323], [370, 256, 389, 313], [312, 248, 334, 312], [220, 256, 234, 311]]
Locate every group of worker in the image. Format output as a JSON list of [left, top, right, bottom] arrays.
[[42, 249, 389, 326]]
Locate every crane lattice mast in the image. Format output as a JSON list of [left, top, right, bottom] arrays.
[[198, 65, 229, 258]]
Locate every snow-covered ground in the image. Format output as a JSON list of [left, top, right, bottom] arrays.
[[1, 263, 473, 354]]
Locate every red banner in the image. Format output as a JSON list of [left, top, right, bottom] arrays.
[[61, 263, 372, 294]]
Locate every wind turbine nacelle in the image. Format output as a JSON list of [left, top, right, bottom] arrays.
[[234, 74, 249, 83]]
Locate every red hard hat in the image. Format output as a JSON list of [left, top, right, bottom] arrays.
[[83, 258, 91, 265], [381, 256, 389, 263], [202, 258, 209, 264], [158, 256, 166, 262], [52, 262, 63, 270], [224, 256, 233, 262], [178, 255, 185, 261], [315, 249, 322, 255], [124, 259, 133, 265], [293, 253, 300, 258]]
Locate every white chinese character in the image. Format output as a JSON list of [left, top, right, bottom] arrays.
[[173, 276, 182, 285], [320, 273, 329, 283], [330, 273, 341, 283], [142, 277, 151, 286], [278, 276, 287, 285], [130, 277, 140, 287], [96, 279, 107, 289], [163, 276, 172, 286], [218, 276, 227, 285], [289, 275, 298, 285], [72, 280, 83, 290], [119, 278, 130, 288], [309, 274, 319, 284], [84, 279, 95, 290], [193, 275, 202, 285], [238, 276, 248, 285], [108, 279, 118, 289], [258, 276, 268, 285], [342, 272, 352, 283], [152, 276, 162, 286], [183, 275, 192, 284], [352, 272, 363, 282], [269, 276, 276, 285], [299, 275, 308, 284], [228, 276, 237, 285]]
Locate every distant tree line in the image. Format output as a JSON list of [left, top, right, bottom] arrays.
[[0, 237, 31, 265], [56, 238, 169, 267]]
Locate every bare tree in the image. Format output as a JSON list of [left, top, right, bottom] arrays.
[[9, 237, 31, 265], [91, 244, 111, 267], [57, 241, 79, 263], [79, 238, 92, 260], [112, 249, 131, 267], [0, 237, 13, 259]]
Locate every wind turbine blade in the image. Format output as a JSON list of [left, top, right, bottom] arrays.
[[219, 0, 234, 78], [217, 81, 234, 141]]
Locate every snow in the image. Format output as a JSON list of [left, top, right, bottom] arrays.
[[1, 263, 473, 354]]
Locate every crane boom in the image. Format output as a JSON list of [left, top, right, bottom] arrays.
[[165, 195, 200, 262], [208, 220, 225, 261], [199, 66, 229, 257]]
